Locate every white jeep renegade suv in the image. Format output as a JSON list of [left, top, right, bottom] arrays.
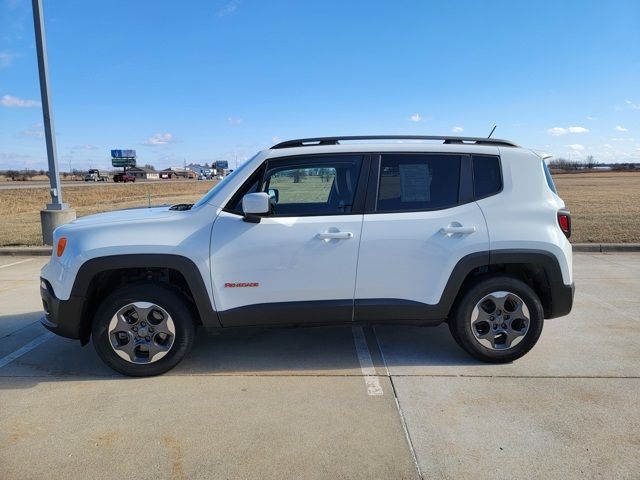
[[40, 135, 574, 376]]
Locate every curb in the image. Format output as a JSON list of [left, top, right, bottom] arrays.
[[572, 243, 640, 252], [0, 247, 52, 256]]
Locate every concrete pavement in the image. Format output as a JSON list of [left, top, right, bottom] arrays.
[[0, 254, 639, 479]]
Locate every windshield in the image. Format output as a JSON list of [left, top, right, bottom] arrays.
[[192, 154, 258, 208]]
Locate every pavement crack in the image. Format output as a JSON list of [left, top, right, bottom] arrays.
[[371, 327, 424, 480]]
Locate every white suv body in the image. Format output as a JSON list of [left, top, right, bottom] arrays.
[[40, 136, 574, 376]]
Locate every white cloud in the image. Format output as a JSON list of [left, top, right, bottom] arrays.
[[271, 136, 282, 145], [548, 126, 589, 136], [410, 113, 422, 122], [1, 94, 40, 108], [70, 144, 98, 151], [218, 0, 239, 16], [143, 132, 175, 146], [0, 152, 31, 161], [451, 126, 463, 133], [568, 126, 589, 133], [567, 144, 585, 151], [0, 52, 15, 67], [585, 116, 594, 120], [615, 125, 628, 132], [19, 122, 44, 138], [625, 100, 640, 110], [548, 127, 567, 136], [227, 116, 242, 125]]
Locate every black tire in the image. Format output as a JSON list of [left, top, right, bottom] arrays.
[[92, 282, 196, 376], [448, 275, 544, 363]]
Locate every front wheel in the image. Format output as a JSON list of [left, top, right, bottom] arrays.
[[92, 283, 196, 376], [449, 276, 544, 363]]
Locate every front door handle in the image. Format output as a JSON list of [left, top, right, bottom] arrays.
[[317, 231, 354, 240], [440, 225, 477, 235]]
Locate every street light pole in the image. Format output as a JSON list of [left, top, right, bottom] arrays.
[[32, 0, 75, 244]]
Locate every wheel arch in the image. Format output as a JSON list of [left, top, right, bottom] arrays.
[[445, 249, 572, 320], [72, 254, 220, 344]]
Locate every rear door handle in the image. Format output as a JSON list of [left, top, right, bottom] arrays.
[[317, 231, 354, 240], [439, 225, 477, 235]]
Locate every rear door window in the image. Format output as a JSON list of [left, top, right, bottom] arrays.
[[376, 154, 461, 212]]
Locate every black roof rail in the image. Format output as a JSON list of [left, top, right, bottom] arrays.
[[271, 135, 519, 149]]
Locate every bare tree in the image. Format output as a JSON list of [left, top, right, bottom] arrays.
[[292, 169, 307, 183]]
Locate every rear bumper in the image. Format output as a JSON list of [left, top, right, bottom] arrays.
[[40, 278, 84, 340], [547, 282, 574, 319]]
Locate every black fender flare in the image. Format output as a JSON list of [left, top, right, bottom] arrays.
[[72, 254, 221, 331]]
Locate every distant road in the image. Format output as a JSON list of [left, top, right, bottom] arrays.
[[0, 179, 203, 191]]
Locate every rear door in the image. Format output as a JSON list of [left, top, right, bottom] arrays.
[[354, 153, 490, 321], [210, 154, 369, 326]]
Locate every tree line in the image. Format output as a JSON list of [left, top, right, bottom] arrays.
[[548, 156, 638, 171]]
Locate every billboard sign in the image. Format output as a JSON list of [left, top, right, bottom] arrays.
[[215, 160, 229, 170], [112, 158, 136, 168], [111, 149, 137, 159]]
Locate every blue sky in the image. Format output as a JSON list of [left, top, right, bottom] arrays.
[[1, 0, 639, 170]]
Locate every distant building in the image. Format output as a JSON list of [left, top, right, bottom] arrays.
[[127, 166, 160, 180], [187, 164, 216, 176], [161, 168, 196, 179]]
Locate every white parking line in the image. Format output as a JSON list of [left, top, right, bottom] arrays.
[[0, 258, 34, 269], [351, 326, 383, 396], [0, 331, 53, 369]]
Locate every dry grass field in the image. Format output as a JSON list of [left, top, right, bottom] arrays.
[[553, 171, 640, 243], [0, 171, 638, 246], [0, 181, 216, 246]]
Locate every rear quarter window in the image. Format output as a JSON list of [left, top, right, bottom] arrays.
[[472, 155, 502, 199]]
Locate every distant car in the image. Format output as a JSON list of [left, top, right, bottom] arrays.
[[113, 173, 136, 183], [197, 174, 207, 180], [84, 169, 108, 182]]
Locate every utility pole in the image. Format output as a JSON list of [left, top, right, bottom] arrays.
[[32, 0, 75, 244]]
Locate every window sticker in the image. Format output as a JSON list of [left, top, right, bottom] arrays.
[[399, 163, 431, 202]]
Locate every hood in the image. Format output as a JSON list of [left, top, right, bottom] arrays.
[[68, 206, 175, 227]]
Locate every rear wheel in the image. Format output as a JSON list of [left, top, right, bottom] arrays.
[[92, 283, 195, 376], [449, 276, 544, 363]]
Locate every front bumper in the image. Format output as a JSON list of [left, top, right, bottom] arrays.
[[40, 278, 84, 340]]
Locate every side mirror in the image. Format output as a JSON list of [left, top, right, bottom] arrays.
[[242, 192, 270, 223], [268, 188, 279, 203]]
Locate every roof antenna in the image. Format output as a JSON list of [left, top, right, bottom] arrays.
[[488, 125, 497, 138]]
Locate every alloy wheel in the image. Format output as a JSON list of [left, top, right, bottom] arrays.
[[108, 302, 176, 364], [470, 291, 530, 350]]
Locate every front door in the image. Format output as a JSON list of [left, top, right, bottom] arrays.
[[210, 154, 366, 327]]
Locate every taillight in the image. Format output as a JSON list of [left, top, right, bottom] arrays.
[[557, 210, 571, 238]]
